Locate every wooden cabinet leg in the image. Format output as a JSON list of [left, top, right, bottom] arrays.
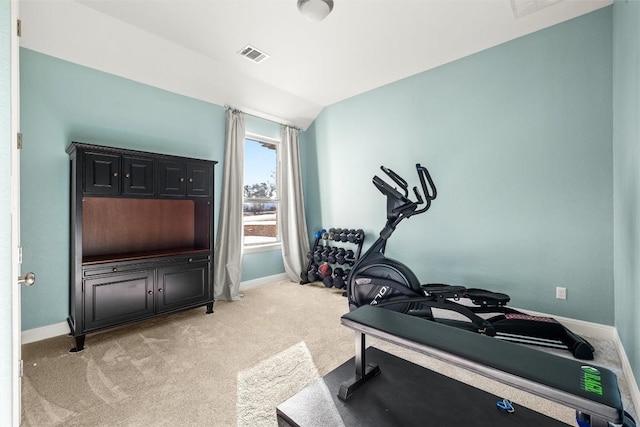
[[69, 335, 85, 353]]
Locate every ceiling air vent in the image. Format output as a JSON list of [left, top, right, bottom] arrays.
[[238, 45, 270, 64], [511, 0, 563, 19]]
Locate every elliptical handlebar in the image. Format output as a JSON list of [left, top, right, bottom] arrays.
[[414, 163, 437, 215], [381, 166, 409, 197], [373, 163, 438, 226]]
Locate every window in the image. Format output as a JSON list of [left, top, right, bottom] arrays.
[[243, 135, 280, 248]]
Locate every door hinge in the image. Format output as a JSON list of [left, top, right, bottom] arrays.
[[19, 359, 23, 378], [17, 132, 22, 150], [18, 246, 23, 264], [17, 19, 21, 37]]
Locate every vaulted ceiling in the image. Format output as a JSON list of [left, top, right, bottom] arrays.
[[19, 0, 612, 129]]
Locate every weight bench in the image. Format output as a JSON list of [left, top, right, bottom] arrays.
[[339, 305, 631, 427]]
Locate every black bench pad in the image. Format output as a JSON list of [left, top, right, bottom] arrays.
[[341, 305, 623, 424]]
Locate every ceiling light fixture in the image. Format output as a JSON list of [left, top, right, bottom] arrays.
[[297, 0, 334, 22]]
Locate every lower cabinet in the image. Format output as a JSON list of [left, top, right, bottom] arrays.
[[70, 254, 213, 352], [84, 269, 155, 331], [157, 260, 210, 313]]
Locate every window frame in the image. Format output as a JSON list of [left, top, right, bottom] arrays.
[[242, 132, 282, 253]]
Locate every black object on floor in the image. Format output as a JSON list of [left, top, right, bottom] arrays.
[[276, 347, 570, 427]]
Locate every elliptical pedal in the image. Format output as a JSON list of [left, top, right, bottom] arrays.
[[463, 288, 510, 307], [420, 283, 466, 299]]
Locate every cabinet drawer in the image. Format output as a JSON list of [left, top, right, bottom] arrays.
[[83, 261, 156, 277]]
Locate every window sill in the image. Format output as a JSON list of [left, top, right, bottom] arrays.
[[243, 242, 282, 254]]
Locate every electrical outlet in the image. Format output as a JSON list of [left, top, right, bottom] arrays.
[[556, 287, 567, 300]]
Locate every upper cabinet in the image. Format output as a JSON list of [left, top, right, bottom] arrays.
[[79, 145, 212, 199], [84, 151, 120, 195], [158, 159, 213, 198], [123, 156, 155, 196]]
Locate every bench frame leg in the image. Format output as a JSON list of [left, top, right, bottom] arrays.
[[582, 414, 609, 427], [338, 332, 381, 400]]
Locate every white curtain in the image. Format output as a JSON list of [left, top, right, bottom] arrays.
[[280, 126, 311, 282], [213, 109, 245, 301]]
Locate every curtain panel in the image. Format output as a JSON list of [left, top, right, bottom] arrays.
[[280, 126, 310, 282], [213, 109, 245, 301]]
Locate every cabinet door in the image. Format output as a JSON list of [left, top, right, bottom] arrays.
[[84, 152, 120, 195], [122, 156, 154, 196], [158, 159, 186, 197], [186, 161, 213, 198], [83, 270, 155, 331], [156, 261, 210, 313]]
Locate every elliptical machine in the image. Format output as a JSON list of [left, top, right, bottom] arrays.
[[346, 163, 595, 360]]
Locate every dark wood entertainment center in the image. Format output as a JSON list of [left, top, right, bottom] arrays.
[[67, 142, 217, 352]]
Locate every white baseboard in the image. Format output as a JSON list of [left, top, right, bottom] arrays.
[[240, 273, 291, 291], [21, 273, 292, 344], [510, 306, 616, 340], [22, 321, 70, 344], [614, 329, 640, 416]]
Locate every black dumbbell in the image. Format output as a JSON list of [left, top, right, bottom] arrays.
[[331, 248, 345, 264], [336, 249, 354, 265], [333, 268, 345, 289], [339, 230, 350, 242], [323, 275, 334, 288], [321, 247, 333, 262], [348, 229, 364, 243], [344, 229, 355, 242], [307, 265, 319, 283], [313, 246, 325, 263], [327, 247, 338, 264]]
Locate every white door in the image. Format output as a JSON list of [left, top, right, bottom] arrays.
[[11, 2, 35, 425]]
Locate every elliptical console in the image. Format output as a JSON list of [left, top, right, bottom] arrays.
[[346, 164, 595, 360]]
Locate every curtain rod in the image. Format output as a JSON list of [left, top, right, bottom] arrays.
[[224, 105, 300, 131]]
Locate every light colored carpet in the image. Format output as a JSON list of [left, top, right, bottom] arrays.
[[237, 341, 319, 427], [20, 280, 636, 426]]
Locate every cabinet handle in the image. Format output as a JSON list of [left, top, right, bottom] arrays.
[[113, 172, 118, 177], [158, 288, 163, 293], [180, 177, 185, 182], [189, 178, 193, 183], [147, 290, 153, 295], [112, 267, 117, 272], [125, 173, 130, 178]]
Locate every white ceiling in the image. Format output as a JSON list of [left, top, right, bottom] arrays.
[[19, 0, 612, 129]]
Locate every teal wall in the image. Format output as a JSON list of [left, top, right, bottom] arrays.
[[612, 0, 640, 392], [302, 8, 614, 324], [20, 49, 285, 330], [0, 0, 14, 421]]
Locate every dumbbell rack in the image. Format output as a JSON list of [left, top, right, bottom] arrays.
[[300, 228, 365, 292]]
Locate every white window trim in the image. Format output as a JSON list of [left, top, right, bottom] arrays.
[[243, 132, 282, 253], [243, 242, 281, 254]]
